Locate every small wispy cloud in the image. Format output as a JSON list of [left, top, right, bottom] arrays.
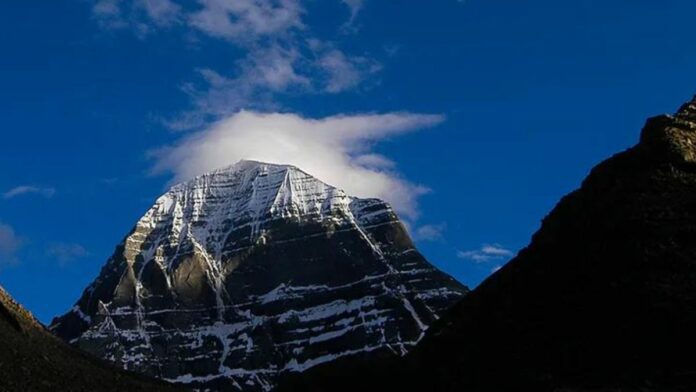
[[46, 243, 90, 265], [341, 0, 365, 31], [414, 223, 446, 242], [313, 43, 382, 93], [0, 222, 22, 266], [87, 0, 383, 130], [100, 177, 119, 185], [3, 185, 56, 200], [188, 0, 303, 43], [139, 0, 182, 27], [457, 244, 513, 263], [91, 0, 182, 36]]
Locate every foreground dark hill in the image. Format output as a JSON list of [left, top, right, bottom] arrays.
[[0, 285, 183, 392], [281, 98, 696, 391], [50, 160, 467, 391]]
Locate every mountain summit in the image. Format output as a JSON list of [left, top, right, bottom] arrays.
[[50, 160, 467, 391]]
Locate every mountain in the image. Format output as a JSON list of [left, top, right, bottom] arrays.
[[50, 160, 467, 391], [280, 98, 696, 391], [0, 285, 183, 391]]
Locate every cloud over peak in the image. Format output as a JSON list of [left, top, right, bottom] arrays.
[[150, 110, 444, 219]]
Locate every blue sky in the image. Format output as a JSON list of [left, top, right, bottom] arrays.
[[2, 0, 696, 323]]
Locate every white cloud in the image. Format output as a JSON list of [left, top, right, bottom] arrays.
[[188, 0, 303, 43], [91, 0, 128, 29], [414, 223, 446, 242], [3, 186, 56, 200], [0, 223, 22, 266], [88, 0, 383, 129], [46, 243, 90, 265], [341, 0, 364, 30], [170, 41, 382, 129], [91, 0, 182, 34], [168, 44, 312, 129], [150, 110, 444, 218], [93, 0, 121, 17], [317, 48, 381, 93], [238, 46, 309, 91], [92, 0, 303, 42], [457, 244, 513, 263], [139, 0, 182, 26]]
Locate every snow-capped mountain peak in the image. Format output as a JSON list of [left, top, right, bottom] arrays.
[[153, 160, 352, 233], [51, 161, 467, 391]]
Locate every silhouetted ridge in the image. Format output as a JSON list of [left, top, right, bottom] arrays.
[[280, 95, 696, 392], [0, 285, 183, 391]]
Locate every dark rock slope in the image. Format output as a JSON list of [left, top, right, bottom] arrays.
[[281, 98, 696, 392], [0, 285, 183, 392], [50, 160, 467, 391]]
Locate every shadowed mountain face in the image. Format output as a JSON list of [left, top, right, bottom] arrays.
[[0, 285, 183, 392], [280, 99, 696, 392], [50, 160, 467, 391]]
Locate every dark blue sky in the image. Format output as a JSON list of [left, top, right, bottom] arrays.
[[2, 0, 696, 323]]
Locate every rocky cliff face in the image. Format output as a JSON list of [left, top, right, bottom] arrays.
[[281, 98, 696, 392], [0, 285, 182, 392], [50, 160, 467, 391]]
